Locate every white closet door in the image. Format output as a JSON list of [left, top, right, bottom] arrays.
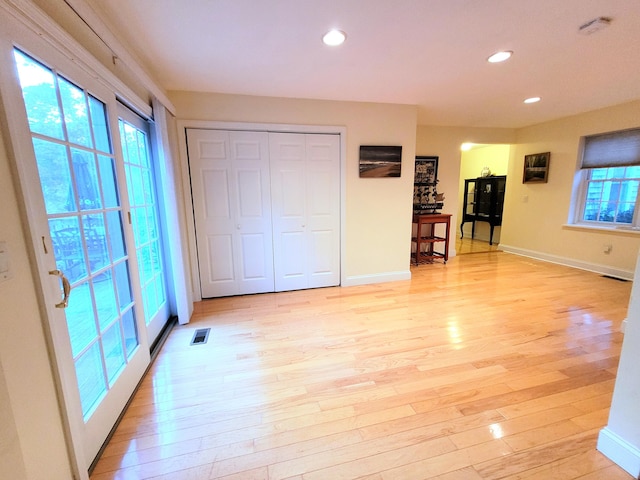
[[270, 133, 340, 291], [187, 129, 274, 297]]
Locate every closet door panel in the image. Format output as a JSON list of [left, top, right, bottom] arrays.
[[270, 133, 308, 291], [270, 132, 340, 291], [187, 129, 274, 297], [207, 234, 234, 281], [305, 134, 340, 287]]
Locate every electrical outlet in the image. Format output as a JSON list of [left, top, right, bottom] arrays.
[[603, 244, 613, 254]]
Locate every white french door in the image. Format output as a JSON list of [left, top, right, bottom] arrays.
[[9, 48, 150, 473], [118, 106, 170, 343]]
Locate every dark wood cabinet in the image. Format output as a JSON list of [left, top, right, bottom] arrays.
[[460, 176, 506, 245]]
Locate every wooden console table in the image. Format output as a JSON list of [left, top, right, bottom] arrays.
[[411, 213, 451, 265]]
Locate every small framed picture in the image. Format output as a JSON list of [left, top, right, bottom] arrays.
[[359, 145, 402, 178], [523, 152, 550, 183]]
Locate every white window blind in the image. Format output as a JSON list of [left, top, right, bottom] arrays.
[[581, 128, 640, 169]]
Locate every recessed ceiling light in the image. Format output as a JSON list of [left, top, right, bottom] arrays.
[[323, 29, 346, 46], [524, 97, 541, 104], [461, 143, 474, 151], [487, 50, 513, 63]]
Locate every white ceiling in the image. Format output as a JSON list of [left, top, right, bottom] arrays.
[[87, 0, 640, 128]]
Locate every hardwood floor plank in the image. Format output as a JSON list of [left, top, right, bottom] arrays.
[[274, 436, 456, 480], [430, 466, 484, 480], [379, 452, 469, 480], [146, 464, 214, 480], [216, 466, 269, 480], [577, 465, 635, 479], [500, 420, 585, 452], [449, 405, 584, 450], [496, 380, 616, 420], [456, 370, 616, 417], [208, 430, 363, 478], [474, 430, 602, 479], [498, 449, 616, 479], [89, 252, 632, 480]]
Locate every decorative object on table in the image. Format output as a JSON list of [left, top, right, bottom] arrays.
[[413, 156, 444, 214], [359, 145, 402, 178], [523, 152, 550, 183]]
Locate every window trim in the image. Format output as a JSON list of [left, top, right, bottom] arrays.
[[572, 129, 640, 229]]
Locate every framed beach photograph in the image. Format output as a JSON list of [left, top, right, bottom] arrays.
[[523, 152, 550, 183], [359, 145, 402, 178]]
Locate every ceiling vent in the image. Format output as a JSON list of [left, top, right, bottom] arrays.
[[578, 17, 611, 35]]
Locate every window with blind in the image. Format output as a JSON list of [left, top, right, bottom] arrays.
[[575, 128, 640, 227]]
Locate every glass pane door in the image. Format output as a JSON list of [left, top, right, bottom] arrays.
[[118, 109, 170, 343], [12, 48, 149, 467]]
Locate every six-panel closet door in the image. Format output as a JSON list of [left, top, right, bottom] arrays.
[[269, 132, 340, 292], [186, 128, 340, 298], [187, 129, 275, 297]]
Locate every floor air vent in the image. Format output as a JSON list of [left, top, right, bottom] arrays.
[[190, 328, 210, 345]]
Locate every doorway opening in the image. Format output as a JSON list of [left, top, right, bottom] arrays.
[[457, 144, 511, 255]]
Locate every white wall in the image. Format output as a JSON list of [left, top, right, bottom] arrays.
[[170, 91, 418, 285], [501, 101, 640, 279], [597, 248, 640, 477], [0, 363, 27, 480], [0, 117, 73, 479]]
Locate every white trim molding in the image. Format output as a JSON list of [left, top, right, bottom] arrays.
[[342, 270, 411, 287], [499, 244, 634, 281], [597, 427, 640, 478]]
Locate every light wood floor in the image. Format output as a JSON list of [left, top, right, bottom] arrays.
[[91, 252, 633, 479], [456, 237, 500, 255]]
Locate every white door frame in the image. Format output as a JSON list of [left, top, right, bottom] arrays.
[[177, 120, 347, 302]]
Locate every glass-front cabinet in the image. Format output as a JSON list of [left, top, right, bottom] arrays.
[[460, 175, 506, 245]]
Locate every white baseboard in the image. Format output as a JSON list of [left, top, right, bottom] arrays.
[[342, 270, 411, 287], [597, 427, 640, 478], [499, 244, 634, 281]]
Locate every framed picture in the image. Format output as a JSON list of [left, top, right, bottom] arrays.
[[414, 156, 438, 184], [359, 145, 402, 177], [413, 156, 443, 214], [523, 152, 550, 183]]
